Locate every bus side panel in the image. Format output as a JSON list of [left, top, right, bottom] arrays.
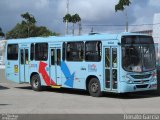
[[28, 61, 38, 83], [61, 61, 86, 89], [5, 60, 19, 83], [61, 61, 103, 90], [86, 62, 104, 91], [5, 43, 20, 83], [29, 61, 49, 86], [39, 61, 51, 86], [25, 65, 30, 83]]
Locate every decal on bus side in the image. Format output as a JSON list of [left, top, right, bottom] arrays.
[[61, 61, 75, 87], [14, 65, 19, 73], [38, 62, 56, 86], [29, 64, 37, 68], [88, 64, 97, 72], [38, 61, 75, 88]]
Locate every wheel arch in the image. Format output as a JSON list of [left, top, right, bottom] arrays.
[[30, 72, 39, 84], [86, 75, 99, 90]]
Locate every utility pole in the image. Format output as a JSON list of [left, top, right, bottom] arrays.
[[65, 0, 69, 35], [66, 0, 69, 14], [125, 9, 128, 32], [79, 21, 82, 35], [91, 27, 94, 33]]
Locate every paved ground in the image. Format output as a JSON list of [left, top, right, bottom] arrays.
[[0, 69, 160, 114]]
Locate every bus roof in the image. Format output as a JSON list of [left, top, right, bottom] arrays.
[[6, 32, 151, 44]]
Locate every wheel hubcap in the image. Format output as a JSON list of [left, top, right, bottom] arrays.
[[91, 82, 99, 93], [33, 78, 38, 88]]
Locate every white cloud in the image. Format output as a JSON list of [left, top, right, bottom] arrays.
[[129, 17, 153, 32], [34, 0, 50, 9], [149, 0, 160, 7], [58, 0, 119, 22], [129, 4, 153, 32], [0, 0, 159, 34]]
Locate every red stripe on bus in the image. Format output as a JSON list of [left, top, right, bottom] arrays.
[[39, 61, 56, 86]]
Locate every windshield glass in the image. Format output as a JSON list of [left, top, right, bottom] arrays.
[[122, 36, 156, 72]]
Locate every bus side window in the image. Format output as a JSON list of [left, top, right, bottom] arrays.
[[20, 49, 24, 64], [35, 43, 48, 61], [57, 49, 61, 65], [62, 42, 66, 61], [66, 42, 84, 61], [30, 43, 34, 61], [85, 41, 101, 62], [7, 44, 18, 60], [25, 49, 29, 64], [51, 49, 55, 65]]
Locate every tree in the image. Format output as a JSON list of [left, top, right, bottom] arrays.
[[0, 27, 5, 37], [71, 14, 81, 35], [21, 12, 36, 25], [63, 13, 81, 35], [63, 13, 72, 35], [115, 0, 131, 12], [35, 26, 59, 37], [6, 12, 58, 39], [6, 23, 28, 39], [21, 12, 36, 37]]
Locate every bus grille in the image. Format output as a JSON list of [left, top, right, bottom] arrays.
[[133, 80, 149, 84], [130, 74, 152, 79], [136, 84, 148, 89]]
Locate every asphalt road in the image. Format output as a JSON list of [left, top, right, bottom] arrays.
[[0, 69, 160, 114]]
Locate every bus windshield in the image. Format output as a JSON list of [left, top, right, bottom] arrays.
[[122, 36, 156, 72]]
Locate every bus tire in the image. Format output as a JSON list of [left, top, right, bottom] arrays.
[[88, 78, 102, 97], [31, 74, 42, 91]]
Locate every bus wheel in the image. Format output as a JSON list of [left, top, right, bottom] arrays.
[[88, 78, 102, 97], [31, 74, 42, 91]]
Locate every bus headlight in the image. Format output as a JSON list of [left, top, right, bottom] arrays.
[[151, 78, 157, 82], [152, 72, 157, 77], [151, 72, 157, 82]]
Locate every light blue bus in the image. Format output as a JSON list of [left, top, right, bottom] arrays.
[[5, 32, 157, 97]]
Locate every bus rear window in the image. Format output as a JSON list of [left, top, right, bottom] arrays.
[[7, 44, 18, 60]]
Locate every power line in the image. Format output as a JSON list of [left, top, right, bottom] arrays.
[[83, 23, 160, 27]]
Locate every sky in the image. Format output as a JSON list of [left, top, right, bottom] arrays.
[[0, 0, 160, 35]]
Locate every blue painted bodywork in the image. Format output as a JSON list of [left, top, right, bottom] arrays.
[[5, 32, 157, 93]]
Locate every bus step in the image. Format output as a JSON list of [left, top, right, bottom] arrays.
[[50, 85, 61, 88]]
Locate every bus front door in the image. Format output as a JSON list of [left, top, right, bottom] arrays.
[[104, 47, 118, 91], [50, 48, 61, 86], [19, 48, 29, 83]]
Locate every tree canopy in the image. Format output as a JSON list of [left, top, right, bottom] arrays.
[[63, 13, 72, 23], [21, 12, 36, 25], [6, 12, 59, 39], [115, 0, 131, 12], [63, 13, 81, 35], [71, 14, 81, 24], [71, 14, 81, 35]]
